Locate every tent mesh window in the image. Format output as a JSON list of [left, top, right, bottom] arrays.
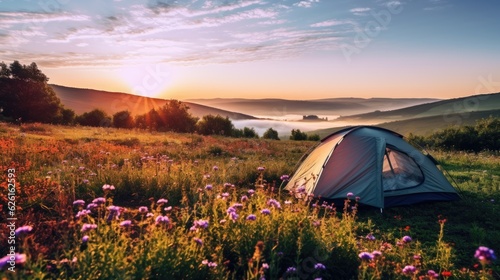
[[382, 146, 424, 191]]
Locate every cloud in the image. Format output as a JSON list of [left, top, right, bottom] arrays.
[[293, 0, 320, 8], [350, 7, 371, 16], [310, 20, 351, 28]]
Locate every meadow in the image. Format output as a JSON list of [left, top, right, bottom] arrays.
[[0, 122, 498, 279]]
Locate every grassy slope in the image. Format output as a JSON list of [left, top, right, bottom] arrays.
[[313, 109, 500, 137], [50, 84, 257, 120]]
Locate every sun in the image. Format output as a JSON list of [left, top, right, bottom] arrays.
[[117, 62, 174, 99]]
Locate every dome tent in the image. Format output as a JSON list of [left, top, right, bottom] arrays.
[[285, 126, 460, 208]]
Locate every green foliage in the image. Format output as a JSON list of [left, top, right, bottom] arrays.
[[307, 134, 320, 141], [76, 109, 112, 127], [233, 127, 259, 138], [197, 114, 234, 136], [407, 116, 500, 152], [112, 110, 135, 129], [263, 128, 280, 140], [290, 129, 308, 141]]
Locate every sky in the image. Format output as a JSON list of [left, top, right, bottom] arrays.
[[1, 0, 499, 100]]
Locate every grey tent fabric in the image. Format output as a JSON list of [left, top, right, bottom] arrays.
[[285, 126, 459, 208]]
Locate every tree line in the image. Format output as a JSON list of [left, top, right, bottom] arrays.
[[0, 60, 320, 141]]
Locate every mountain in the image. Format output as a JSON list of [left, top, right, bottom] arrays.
[[50, 84, 256, 120], [184, 97, 440, 117], [334, 92, 500, 123]]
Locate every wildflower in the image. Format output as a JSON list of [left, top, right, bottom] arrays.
[[147, 213, 154, 218], [260, 209, 271, 215], [262, 263, 269, 270], [224, 182, 233, 188], [202, 260, 209, 265], [257, 166, 265, 172], [213, 165, 219, 171], [86, 203, 98, 210], [107, 205, 121, 222], [280, 174, 290, 181], [232, 203, 243, 208], [102, 184, 115, 191], [157, 198, 168, 205], [427, 270, 439, 278], [75, 210, 91, 218], [441, 271, 452, 277], [193, 238, 203, 246], [474, 246, 496, 264], [247, 189, 255, 195], [82, 179, 90, 184], [155, 215, 170, 225], [313, 221, 321, 227], [81, 223, 97, 232], [73, 200, 85, 206], [284, 200, 292, 205], [226, 207, 236, 215], [413, 254, 422, 260], [402, 236, 412, 243], [402, 265, 416, 275], [164, 206, 172, 212], [194, 219, 209, 229], [372, 250, 382, 257], [229, 212, 239, 221], [296, 185, 306, 193], [355, 196, 360, 201], [220, 219, 227, 224], [120, 220, 132, 227], [15, 225, 33, 237], [286, 267, 296, 273], [92, 197, 106, 205], [359, 252, 373, 261], [347, 192, 354, 198], [208, 262, 217, 267], [82, 235, 89, 243], [314, 263, 326, 270], [78, 166, 85, 171], [138, 206, 148, 213], [241, 195, 248, 202], [267, 199, 281, 209], [0, 253, 26, 270], [205, 184, 213, 190], [246, 214, 257, 221], [366, 233, 376, 241]]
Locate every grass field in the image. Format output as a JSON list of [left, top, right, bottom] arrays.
[[0, 122, 498, 279]]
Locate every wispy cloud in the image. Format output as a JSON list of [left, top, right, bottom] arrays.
[[350, 7, 371, 16], [293, 0, 320, 8], [310, 20, 352, 28]]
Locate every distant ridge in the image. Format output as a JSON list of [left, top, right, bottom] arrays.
[[184, 97, 440, 116], [50, 84, 256, 120]]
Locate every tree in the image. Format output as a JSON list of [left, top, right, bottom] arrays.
[[113, 110, 135, 129], [0, 61, 65, 123], [59, 108, 76, 125], [155, 100, 197, 133], [289, 129, 308, 141], [197, 114, 234, 136], [243, 127, 259, 138], [307, 134, 320, 141], [263, 128, 280, 140], [76, 109, 111, 127]]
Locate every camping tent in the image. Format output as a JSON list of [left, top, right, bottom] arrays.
[[285, 126, 460, 208]]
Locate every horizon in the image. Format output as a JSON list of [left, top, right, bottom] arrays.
[[1, 0, 500, 100]]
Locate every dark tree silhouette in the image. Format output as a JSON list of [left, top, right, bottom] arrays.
[[113, 110, 135, 129], [76, 109, 111, 127], [197, 114, 234, 136], [263, 128, 280, 140]]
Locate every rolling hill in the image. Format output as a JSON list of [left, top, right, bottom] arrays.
[[50, 84, 256, 120]]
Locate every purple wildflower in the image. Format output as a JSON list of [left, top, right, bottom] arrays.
[[260, 209, 271, 215], [221, 192, 230, 198], [267, 199, 281, 209], [257, 166, 265, 172], [92, 197, 106, 205], [226, 207, 236, 215], [73, 200, 85, 206], [402, 236, 412, 243], [474, 246, 496, 264], [246, 214, 257, 221], [213, 165, 219, 171], [81, 223, 97, 232], [102, 184, 115, 191], [223, 182, 232, 188], [155, 215, 170, 225], [262, 263, 269, 270], [402, 265, 416, 275], [138, 206, 148, 213], [372, 250, 382, 257], [280, 174, 290, 181], [208, 262, 217, 267], [194, 219, 209, 229], [366, 233, 376, 241], [229, 211, 239, 221], [120, 220, 132, 227], [247, 189, 255, 195], [75, 210, 91, 218], [241, 195, 248, 202], [358, 252, 373, 261], [106, 205, 121, 222], [157, 198, 168, 205], [427, 270, 439, 278], [0, 253, 26, 270], [86, 203, 98, 210], [82, 235, 89, 243], [296, 185, 306, 193], [15, 225, 33, 237], [205, 184, 213, 191], [347, 192, 354, 198], [193, 238, 203, 246], [164, 206, 172, 211], [314, 263, 326, 270], [286, 267, 296, 273]]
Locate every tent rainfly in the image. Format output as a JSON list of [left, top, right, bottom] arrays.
[[285, 126, 460, 208]]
